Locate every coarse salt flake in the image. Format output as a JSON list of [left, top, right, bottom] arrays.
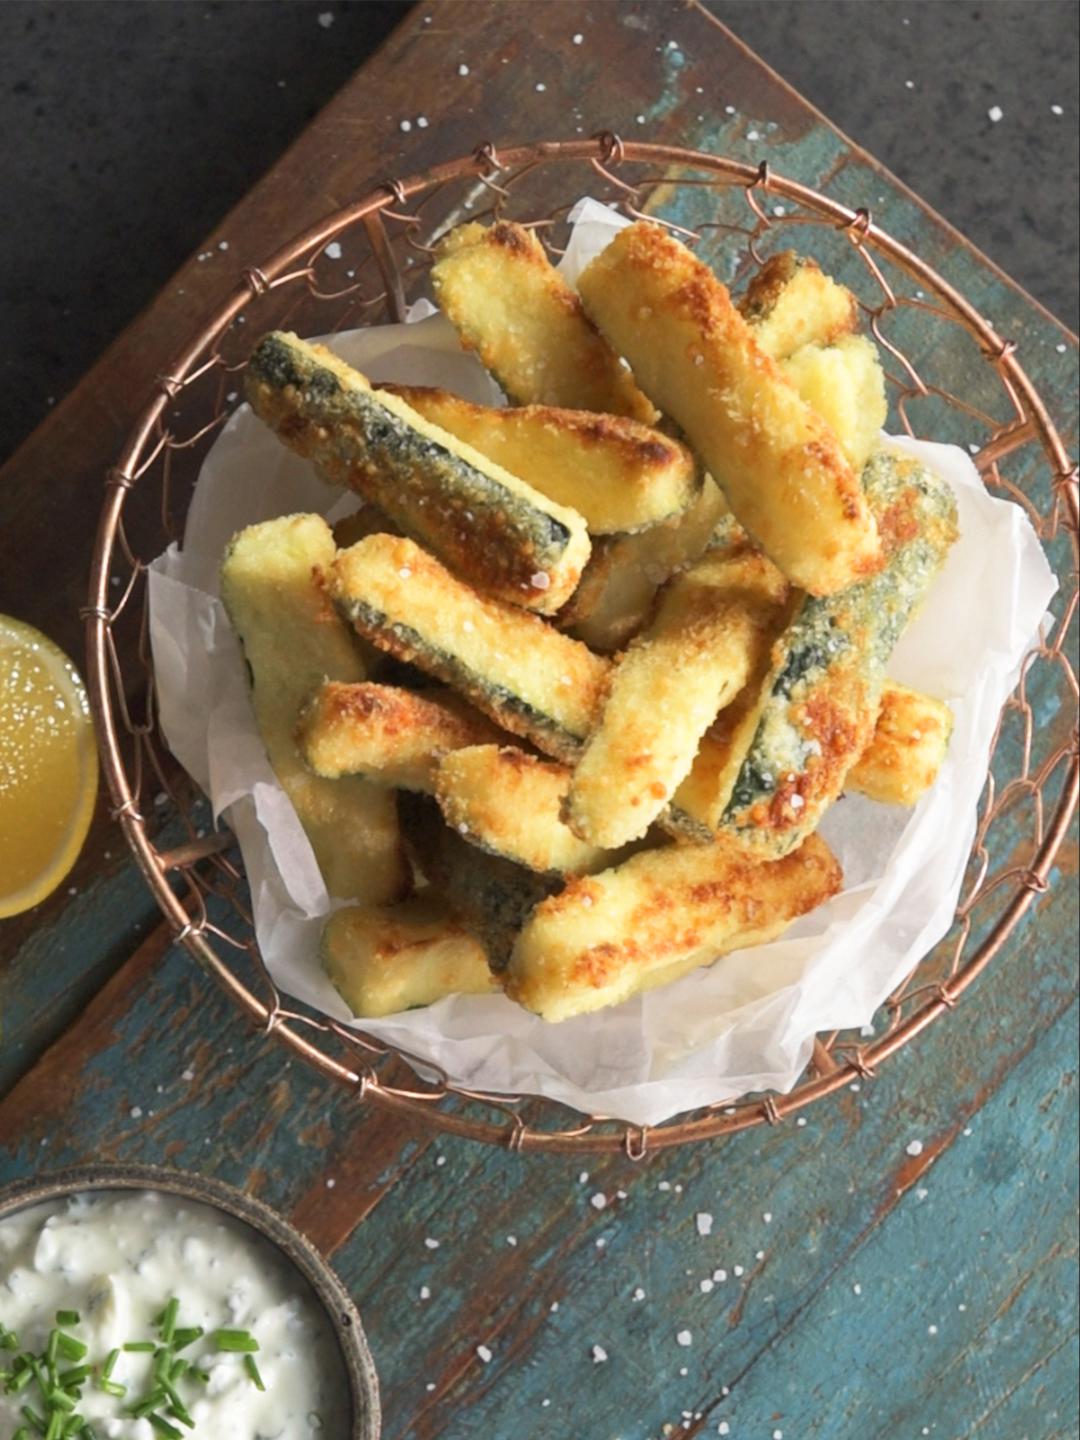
[[458, 63, 470, 75], [507, 1235, 517, 1246], [536, 82, 546, 92], [696, 1212, 713, 1236], [713, 1268, 726, 1282], [988, 105, 1003, 123], [747, 129, 760, 140], [591, 1344, 608, 1363], [906, 1139, 924, 1157], [417, 116, 428, 128], [633, 1287, 646, 1301], [476, 1344, 492, 1363], [590, 1192, 607, 1211], [700, 1278, 714, 1293], [420, 1285, 431, 1299], [1051, 104, 1063, 116], [400, 120, 412, 132], [676, 1329, 693, 1347], [718, 1425, 730, 1436], [424, 1236, 440, 1249], [531, 571, 550, 590], [317, 11, 334, 27], [853, 1282, 862, 1295], [573, 32, 583, 43], [733, 1265, 744, 1277], [324, 241, 343, 260]]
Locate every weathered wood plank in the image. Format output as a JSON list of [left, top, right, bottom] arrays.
[[0, 4, 1075, 1438]]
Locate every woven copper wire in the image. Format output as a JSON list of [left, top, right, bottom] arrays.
[[85, 139, 1079, 1154]]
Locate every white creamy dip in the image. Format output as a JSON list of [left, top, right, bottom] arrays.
[[0, 1190, 351, 1439]]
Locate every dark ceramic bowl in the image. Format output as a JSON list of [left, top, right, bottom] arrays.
[[0, 1163, 380, 1439]]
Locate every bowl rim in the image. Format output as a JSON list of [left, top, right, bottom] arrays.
[[0, 1162, 380, 1440]]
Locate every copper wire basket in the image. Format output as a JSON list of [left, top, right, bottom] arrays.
[[84, 138, 1079, 1155]]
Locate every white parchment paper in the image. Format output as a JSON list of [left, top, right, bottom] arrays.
[[147, 199, 1057, 1126]]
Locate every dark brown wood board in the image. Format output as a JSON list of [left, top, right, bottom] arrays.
[[1, 4, 1077, 1437]]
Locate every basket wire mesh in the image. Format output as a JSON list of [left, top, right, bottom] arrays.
[[84, 138, 1079, 1155]]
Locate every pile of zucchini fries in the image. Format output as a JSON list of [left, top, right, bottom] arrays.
[[221, 218, 957, 1024]]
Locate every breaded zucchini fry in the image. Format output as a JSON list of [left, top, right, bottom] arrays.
[[330, 534, 610, 761], [577, 222, 881, 595], [246, 332, 590, 615], [714, 450, 958, 857], [435, 745, 615, 875], [508, 832, 842, 1021], [567, 541, 793, 848], [738, 251, 857, 359], [780, 334, 887, 473], [401, 793, 557, 970], [297, 681, 501, 790], [847, 683, 953, 806], [431, 221, 658, 422], [561, 477, 728, 652], [220, 514, 406, 903], [385, 385, 699, 535], [322, 896, 495, 1018]]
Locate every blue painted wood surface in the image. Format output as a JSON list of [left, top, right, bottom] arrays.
[[0, 4, 1076, 1437]]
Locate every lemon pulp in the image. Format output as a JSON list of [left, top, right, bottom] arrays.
[[0, 615, 99, 918]]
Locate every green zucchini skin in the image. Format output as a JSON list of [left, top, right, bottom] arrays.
[[401, 794, 558, 971], [245, 332, 590, 614], [718, 450, 958, 857]]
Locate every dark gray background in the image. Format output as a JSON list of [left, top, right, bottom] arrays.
[[1, 0, 1076, 467]]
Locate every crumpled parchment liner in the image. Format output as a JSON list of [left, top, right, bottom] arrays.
[[147, 199, 1057, 1126]]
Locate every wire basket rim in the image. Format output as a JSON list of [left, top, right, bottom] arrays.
[[84, 136, 1079, 1155]]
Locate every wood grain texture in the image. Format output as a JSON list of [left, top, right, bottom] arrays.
[[0, 3, 1076, 1438]]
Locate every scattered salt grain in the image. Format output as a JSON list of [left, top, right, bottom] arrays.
[[700, 1278, 714, 1294], [507, 1235, 517, 1247], [632, 1287, 646, 1302], [853, 1283, 862, 1295], [542, 1398, 551, 1407], [536, 83, 546, 92], [436, 1154, 446, 1166], [417, 116, 429, 128], [419, 1285, 431, 1300], [476, 1344, 492, 1363], [676, 1330, 693, 1347], [591, 1344, 608, 1363], [217, 240, 229, 251], [424, 1237, 440, 1249], [531, 571, 551, 590], [1051, 104, 1063, 116], [718, 1425, 730, 1436], [773, 1431, 783, 1439], [906, 1139, 924, 1157], [398, 567, 412, 579], [958, 1303, 967, 1312], [130, 1106, 142, 1119], [590, 1193, 607, 1211], [324, 241, 343, 260], [747, 129, 760, 141], [988, 105, 1003, 123], [658, 1181, 672, 1192], [796, 1117, 807, 1127], [317, 11, 334, 27], [400, 120, 412, 132], [696, 1212, 713, 1236], [724, 104, 736, 115], [733, 1265, 744, 1277], [458, 63, 469, 75], [550, 1302, 559, 1312], [579, 1171, 589, 1184], [426, 1382, 436, 1391], [573, 32, 583, 44], [595, 1238, 607, 1250], [755, 1251, 765, 1261], [713, 1269, 727, 1282], [928, 1324, 938, 1335], [773, 205, 786, 216], [905, 79, 915, 89], [763, 1212, 772, 1223], [326, 1178, 336, 1190], [636, 115, 646, 125], [916, 1187, 929, 1201], [1056, 342, 1067, 353]]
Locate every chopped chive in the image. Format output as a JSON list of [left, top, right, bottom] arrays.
[[19, 1405, 46, 1436], [9, 1361, 35, 1392], [99, 1379, 127, 1398], [0, 1323, 20, 1350], [210, 1328, 259, 1353], [12, 1426, 30, 1440], [54, 1312, 81, 1329], [148, 1416, 183, 1439], [122, 1342, 156, 1354], [56, 1335, 87, 1363], [46, 1332, 61, 1367], [170, 1327, 203, 1352], [101, 1349, 120, 1381], [45, 1412, 65, 1440], [243, 1354, 266, 1392], [127, 1389, 166, 1419], [58, 1364, 91, 1387], [45, 1387, 77, 1412], [158, 1299, 180, 1346]]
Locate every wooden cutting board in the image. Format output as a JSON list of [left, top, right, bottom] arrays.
[[1, 4, 1076, 1437]]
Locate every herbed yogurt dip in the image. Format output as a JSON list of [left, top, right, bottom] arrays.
[[0, 1189, 351, 1439]]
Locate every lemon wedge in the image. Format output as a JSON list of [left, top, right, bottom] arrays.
[[0, 615, 99, 918]]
